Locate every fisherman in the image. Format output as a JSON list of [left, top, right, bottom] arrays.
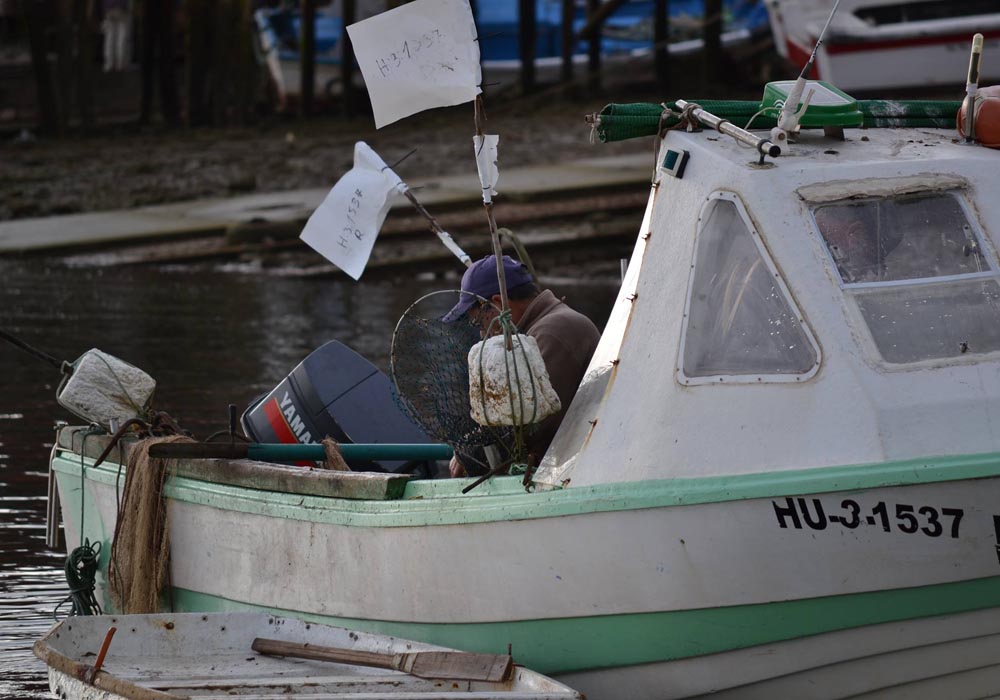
[[442, 255, 601, 477]]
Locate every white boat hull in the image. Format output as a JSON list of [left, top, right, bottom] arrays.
[[765, 0, 1000, 92], [804, 32, 1000, 92], [52, 441, 1000, 700]]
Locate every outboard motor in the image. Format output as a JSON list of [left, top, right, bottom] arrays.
[[242, 341, 437, 475]]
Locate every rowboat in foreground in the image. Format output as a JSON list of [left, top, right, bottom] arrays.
[[47, 40, 1000, 700], [34, 612, 582, 700]]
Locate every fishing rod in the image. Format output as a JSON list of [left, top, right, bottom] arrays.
[[0, 326, 155, 429], [0, 327, 66, 371]]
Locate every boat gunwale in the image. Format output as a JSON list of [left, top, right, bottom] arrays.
[[33, 623, 183, 700], [53, 441, 1000, 527]]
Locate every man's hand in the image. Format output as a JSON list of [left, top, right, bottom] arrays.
[[449, 455, 467, 478]]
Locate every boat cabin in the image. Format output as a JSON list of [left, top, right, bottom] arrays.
[[536, 118, 1000, 489]]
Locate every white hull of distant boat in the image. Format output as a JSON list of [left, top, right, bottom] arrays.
[[766, 0, 1000, 91]]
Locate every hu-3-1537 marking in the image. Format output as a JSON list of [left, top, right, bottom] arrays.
[[772, 497, 964, 538]]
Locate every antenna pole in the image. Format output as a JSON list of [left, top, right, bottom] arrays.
[[770, 0, 842, 154], [965, 33, 984, 144]]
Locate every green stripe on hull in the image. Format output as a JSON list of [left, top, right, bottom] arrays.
[[172, 576, 1000, 675], [53, 449, 1000, 527]]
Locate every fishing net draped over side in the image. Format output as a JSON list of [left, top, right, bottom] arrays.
[[109, 435, 192, 614], [390, 291, 500, 457]]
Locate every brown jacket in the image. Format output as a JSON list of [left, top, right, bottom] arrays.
[[517, 289, 601, 461]]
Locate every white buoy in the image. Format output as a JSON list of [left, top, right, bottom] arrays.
[[468, 334, 560, 427], [58, 349, 156, 428]]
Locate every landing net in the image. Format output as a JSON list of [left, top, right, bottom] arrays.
[[390, 291, 503, 461]]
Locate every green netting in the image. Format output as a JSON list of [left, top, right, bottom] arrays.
[[593, 100, 963, 143]]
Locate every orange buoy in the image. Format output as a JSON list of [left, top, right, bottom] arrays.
[[958, 85, 1000, 148]]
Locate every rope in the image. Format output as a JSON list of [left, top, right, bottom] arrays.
[[54, 540, 103, 619], [53, 425, 106, 619], [51, 415, 191, 619]]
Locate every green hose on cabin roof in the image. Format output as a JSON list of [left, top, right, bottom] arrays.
[[592, 100, 964, 143]]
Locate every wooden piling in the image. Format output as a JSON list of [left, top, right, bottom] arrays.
[[341, 0, 356, 117], [654, 0, 670, 94], [300, 0, 316, 116], [518, 0, 535, 94], [586, 0, 600, 93], [703, 0, 723, 85], [560, 0, 573, 84]]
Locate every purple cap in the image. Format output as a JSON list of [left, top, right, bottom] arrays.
[[442, 255, 534, 323]]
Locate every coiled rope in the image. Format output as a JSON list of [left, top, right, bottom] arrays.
[[56, 540, 103, 618], [52, 415, 191, 619], [53, 426, 106, 619]]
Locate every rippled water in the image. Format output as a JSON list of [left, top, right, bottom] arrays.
[[0, 253, 620, 697]]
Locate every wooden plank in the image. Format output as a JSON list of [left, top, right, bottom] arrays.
[[252, 638, 514, 683], [178, 694, 575, 699], [56, 427, 411, 500]]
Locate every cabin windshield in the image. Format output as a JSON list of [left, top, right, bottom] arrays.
[[813, 192, 1000, 364], [680, 194, 818, 383]]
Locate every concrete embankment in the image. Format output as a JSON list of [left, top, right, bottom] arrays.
[[0, 154, 652, 257]]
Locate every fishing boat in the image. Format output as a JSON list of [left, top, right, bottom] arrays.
[[255, 0, 769, 99], [45, 12, 1000, 699], [34, 612, 582, 699], [766, 0, 1000, 91]]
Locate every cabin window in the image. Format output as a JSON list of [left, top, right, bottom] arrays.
[[679, 193, 819, 384], [813, 192, 1000, 364]]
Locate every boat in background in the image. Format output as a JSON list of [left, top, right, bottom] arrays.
[[766, 0, 1000, 91], [35, 612, 583, 700], [255, 0, 769, 100]]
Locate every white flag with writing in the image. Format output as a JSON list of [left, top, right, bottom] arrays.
[[347, 0, 481, 129], [473, 134, 499, 204], [300, 142, 405, 280]]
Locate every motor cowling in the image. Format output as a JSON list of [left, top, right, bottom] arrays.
[[241, 340, 437, 474]]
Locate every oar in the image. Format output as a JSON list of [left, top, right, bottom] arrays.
[[147, 441, 453, 462], [251, 638, 514, 683]]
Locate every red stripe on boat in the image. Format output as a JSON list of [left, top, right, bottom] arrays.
[[786, 38, 817, 76], [824, 29, 1000, 55]]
